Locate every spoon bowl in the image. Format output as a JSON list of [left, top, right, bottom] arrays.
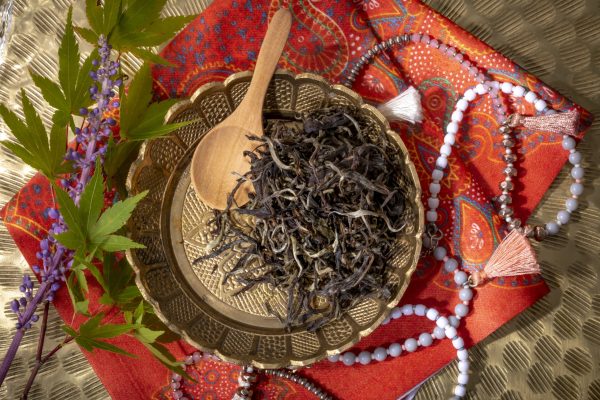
[[190, 8, 292, 210]]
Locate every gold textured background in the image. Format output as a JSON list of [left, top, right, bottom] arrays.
[[0, 0, 599, 399]]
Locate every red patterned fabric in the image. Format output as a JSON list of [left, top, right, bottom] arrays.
[[1, 0, 592, 399]]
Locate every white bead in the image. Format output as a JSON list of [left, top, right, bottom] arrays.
[[440, 144, 452, 157], [388, 343, 402, 357], [445, 326, 458, 339], [402, 304, 414, 316], [454, 385, 467, 397], [475, 83, 486, 95], [456, 99, 468, 111], [433, 246, 447, 261], [534, 99, 547, 111], [391, 307, 402, 319], [419, 332, 433, 347], [430, 182, 441, 194], [512, 86, 525, 97], [449, 315, 461, 328], [433, 326, 446, 339], [455, 303, 469, 317], [454, 271, 468, 285], [452, 337, 465, 350], [458, 360, 470, 373], [569, 151, 582, 165], [457, 349, 468, 360], [458, 372, 469, 385], [546, 221, 560, 235], [557, 210, 570, 224], [459, 288, 473, 301], [566, 198, 579, 212], [426, 308, 439, 321], [571, 166, 584, 181], [373, 347, 388, 362], [342, 352, 356, 366], [436, 316, 449, 328], [381, 317, 391, 325], [432, 169, 444, 181], [428, 198, 440, 209], [436, 156, 448, 169], [451, 110, 463, 122], [444, 133, 456, 145], [444, 258, 458, 273], [426, 210, 438, 222], [500, 82, 513, 94], [524, 91, 537, 103], [404, 338, 418, 352], [327, 354, 340, 362], [447, 122, 459, 134], [464, 89, 476, 101], [570, 182, 584, 196], [415, 304, 427, 316], [358, 351, 372, 365], [562, 136, 576, 150]]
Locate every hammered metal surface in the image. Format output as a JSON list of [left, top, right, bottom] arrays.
[[417, 1, 600, 399], [0, 0, 208, 399], [127, 72, 424, 369]]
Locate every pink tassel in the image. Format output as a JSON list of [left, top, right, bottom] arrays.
[[509, 109, 580, 136], [470, 229, 540, 286]]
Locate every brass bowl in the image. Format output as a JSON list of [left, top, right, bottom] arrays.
[[126, 70, 424, 368]]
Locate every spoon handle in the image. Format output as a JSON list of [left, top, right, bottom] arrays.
[[237, 8, 292, 128]]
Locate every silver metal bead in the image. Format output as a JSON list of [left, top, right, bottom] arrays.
[[497, 193, 512, 204], [500, 181, 514, 191], [504, 166, 517, 176], [502, 138, 515, 148], [503, 153, 517, 163], [509, 218, 522, 230], [499, 125, 511, 134], [395, 36, 402, 44], [499, 207, 514, 218]]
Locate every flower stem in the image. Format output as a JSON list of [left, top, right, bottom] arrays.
[[21, 334, 74, 400], [0, 280, 50, 386]]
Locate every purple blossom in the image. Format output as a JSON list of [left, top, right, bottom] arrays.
[[8, 35, 122, 330]]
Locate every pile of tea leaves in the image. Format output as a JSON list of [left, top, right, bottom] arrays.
[[194, 106, 410, 331]]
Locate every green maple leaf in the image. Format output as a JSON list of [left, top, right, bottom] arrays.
[[63, 313, 138, 357], [53, 163, 148, 254], [76, 0, 195, 65], [0, 94, 70, 180], [30, 7, 94, 119], [119, 63, 197, 141]]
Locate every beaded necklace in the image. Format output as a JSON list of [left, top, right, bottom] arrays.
[[170, 33, 584, 400]]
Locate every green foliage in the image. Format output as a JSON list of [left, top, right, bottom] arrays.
[[119, 63, 194, 141], [63, 314, 137, 357], [77, 0, 195, 65], [54, 164, 148, 254], [30, 7, 94, 119], [0, 97, 70, 180], [0, 0, 195, 379]]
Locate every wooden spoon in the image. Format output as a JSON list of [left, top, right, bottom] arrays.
[[190, 8, 292, 210]]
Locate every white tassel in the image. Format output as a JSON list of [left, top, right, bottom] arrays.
[[377, 86, 423, 124]]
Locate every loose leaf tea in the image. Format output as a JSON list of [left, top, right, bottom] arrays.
[[195, 106, 410, 331]]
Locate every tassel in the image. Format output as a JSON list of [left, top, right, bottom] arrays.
[[470, 229, 540, 286], [510, 109, 580, 136], [377, 86, 423, 124]]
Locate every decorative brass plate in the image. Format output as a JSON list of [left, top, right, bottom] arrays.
[[126, 71, 424, 368]]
